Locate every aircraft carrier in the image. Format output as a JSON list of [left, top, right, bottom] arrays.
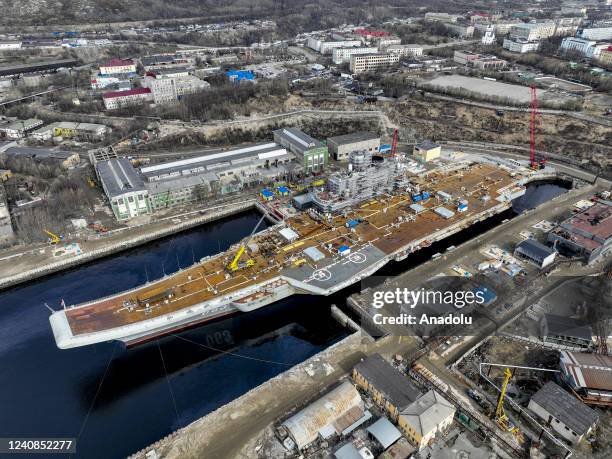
[[50, 158, 530, 349]]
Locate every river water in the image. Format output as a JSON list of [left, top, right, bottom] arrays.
[[0, 181, 569, 458]]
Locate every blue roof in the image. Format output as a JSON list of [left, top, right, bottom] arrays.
[[277, 186, 289, 193], [339, 245, 350, 252], [226, 70, 255, 81], [471, 285, 497, 305], [261, 189, 274, 197], [379, 144, 391, 151]]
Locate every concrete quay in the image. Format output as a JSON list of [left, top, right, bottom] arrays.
[[0, 199, 258, 291]]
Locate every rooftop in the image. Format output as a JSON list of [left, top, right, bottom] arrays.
[[366, 417, 402, 449], [399, 390, 455, 436], [5, 147, 73, 160], [327, 131, 380, 146], [354, 354, 421, 411], [415, 140, 440, 151], [541, 314, 593, 342], [530, 381, 599, 435], [560, 351, 612, 392], [554, 199, 612, 251], [101, 58, 135, 68], [96, 158, 146, 198], [515, 238, 556, 261], [103, 87, 151, 99], [274, 127, 324, 152]]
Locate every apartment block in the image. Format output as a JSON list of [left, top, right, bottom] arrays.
[[349, 53, 399, 74], [332, 47, 378, 64]]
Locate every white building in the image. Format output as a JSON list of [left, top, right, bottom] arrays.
[[99, 58, 137, 76], [482, 25, 496, 45], [528, 382, 598, 445], [386, 44, 423, 57], [0, 119, 43, 139], [510, 22, 556, 41], [398, 391, 456, 450], [503, 37, 540, 53], [561, 37, 597, 56], [307, 38, 362, 54], [332, 47, 378, 65], [579, 27, 612, 41], [144, 75, 210, 105], [96, 158, 151, 220], [102, 87, 152, 110], [0, 41, 22, 50], [424, 12, 462, 23], [350, 53, 400, 74], [376, 37, 402, 50]]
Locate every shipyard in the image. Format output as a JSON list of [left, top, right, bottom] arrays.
[[1, 1, 612, 458]]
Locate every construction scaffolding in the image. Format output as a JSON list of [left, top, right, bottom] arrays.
[[312, 151, 404, 213]]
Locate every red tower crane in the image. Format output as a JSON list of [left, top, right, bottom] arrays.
[[390, 129, 398, 157], [529, 84, 546, 169]]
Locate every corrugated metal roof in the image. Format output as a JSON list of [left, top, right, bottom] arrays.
[[96, 158, 146, 198], [530, 382, 598, 435], [515, 239, 555, 262], [282, 381, 362, 450], [366, 417, 402, 449]]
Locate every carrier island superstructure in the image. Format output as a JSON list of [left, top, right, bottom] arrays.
[[50, 154, 531, 349]]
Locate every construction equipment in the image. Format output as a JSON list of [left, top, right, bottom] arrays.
[[495, 367, 520, 435], [529, 85, 546, 170], [44, 230, 63, 245], [390, 129, 398, 157], [87, 177, 96, 188], [226, 215, 266, 272]]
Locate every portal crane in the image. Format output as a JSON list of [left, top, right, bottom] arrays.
[[495, 367, 520, 435], [226, 215, 267, 272], [529, 85, 546, 170]]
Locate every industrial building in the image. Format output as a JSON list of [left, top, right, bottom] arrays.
[[397, 390, 455, 450], [559, 351, 612, 406], [349, 53, 400, 74], [352, 354, 422, 421], [560, 37, 611, 59], [0, 59, 78, 77], [99, 58, 137, 76], [96, 158, 151, 220], [31, 121, 109, 141], [312, 150, 399, 213], [102, 87, 152, 110], [510, 22, 556, 41], [0, 119, 43, 139], [332, 47, 379, 65], [413, 141, 440, 163], [538, 314, 593, 349], [273, 128, 327, 173], [513, 239, 556, 268], [281, 381, 365, 451], [366, 417, 402, 449], [547, 198, 612, 264], [528, 381, 599, 444], [4, 147, 80, 168], [141, 54, 193, 71], [327, 132, 380, 161]]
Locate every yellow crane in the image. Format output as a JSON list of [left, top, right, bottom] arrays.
[[226, 215, 266, 272], [44, 230, 62, 245], [495, 367, 520, 435]]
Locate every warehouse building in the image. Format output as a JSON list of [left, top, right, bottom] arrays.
[[281, 381, 364, 451], [528, 381, 598, 444], [559, 351, 612, 406], [31, 121, 109, 141], [398, 390, 455, 450], [327, 131, 380, 161], [547, 198, 612, 264], [141, 142, 293, 208], [349, 53, 400, 74], [273, 128, 327, 173], [413, 140, 440, 162], [96, 158, 151, 220], [141, 54, 193, 71], [307, 38, 363, 54], [352, 353, 422, 421], [539, 314, 593, 349], [514, 239, 556, 268]]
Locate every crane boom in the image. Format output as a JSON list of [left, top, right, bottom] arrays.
[[227, 214, 267, 272], [495, 367, 519, 435]]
